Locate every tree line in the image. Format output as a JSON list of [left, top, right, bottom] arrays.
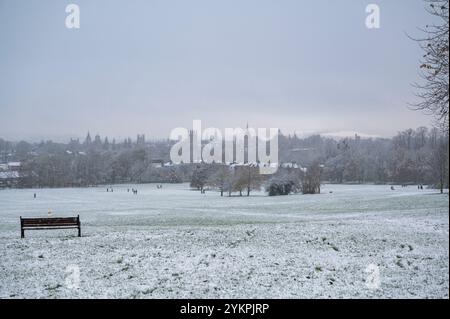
[[0, 127, 448, 193]]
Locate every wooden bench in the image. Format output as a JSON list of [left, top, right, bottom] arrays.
[[20, 215, 81, 238]]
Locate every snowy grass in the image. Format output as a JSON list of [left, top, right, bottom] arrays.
[[0, 184, 448, 298]]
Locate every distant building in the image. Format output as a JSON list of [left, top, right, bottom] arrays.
[[6, 162, 21, 170], [137, 134, 146, 145], [0, 162, 21, 188]]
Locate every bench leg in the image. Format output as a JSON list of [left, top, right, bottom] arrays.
[[78, 227, 81, 237], [21, 229, 25, 238]]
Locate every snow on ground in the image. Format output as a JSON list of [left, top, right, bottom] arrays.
[[0, 184, 448, 298]]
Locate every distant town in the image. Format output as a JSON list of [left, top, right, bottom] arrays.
[[1, 126, 448, 195]]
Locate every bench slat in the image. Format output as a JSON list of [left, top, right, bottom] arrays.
[[23, 224, 78, 228], [22, 226, 79, 230], [22, 218, 78, 224], [22, 221, 78, 226]]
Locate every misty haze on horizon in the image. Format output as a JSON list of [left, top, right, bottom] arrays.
[[0, 0, 438, 142]]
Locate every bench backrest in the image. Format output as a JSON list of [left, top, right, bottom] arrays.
[[21, 216, 79, 228]]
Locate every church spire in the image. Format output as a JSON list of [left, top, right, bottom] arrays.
[[84, 132, 92, 145]]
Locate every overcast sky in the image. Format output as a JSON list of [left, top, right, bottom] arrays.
[[0, 0, 438, 142]]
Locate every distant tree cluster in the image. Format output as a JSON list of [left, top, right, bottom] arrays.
[[0, 127, 448, 193], [0, 134, 188, 188], [277, 128, 448, 193], [190, 163, 263, 196], [190, 161, 323, 197], [188, 127, 448, 196]]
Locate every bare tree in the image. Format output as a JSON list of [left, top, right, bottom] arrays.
[[190, 164, 211, 193], [302, 162, 323, 194], [243, 165, 263, 196], [430, 135, 449, 193], [411, 0, 449, 134], [231, 166, 247, 196], [207, 164, 232, 196]]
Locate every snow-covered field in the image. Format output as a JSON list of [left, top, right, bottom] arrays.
[[0, 184, 448, 299]]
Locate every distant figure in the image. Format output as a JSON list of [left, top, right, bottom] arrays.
[[391, 186, 395, 191], [127, 188, 130, 192], [33, 193, 36, 199], [48, 210, 52, 217], [420, 185, 424, 190]]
